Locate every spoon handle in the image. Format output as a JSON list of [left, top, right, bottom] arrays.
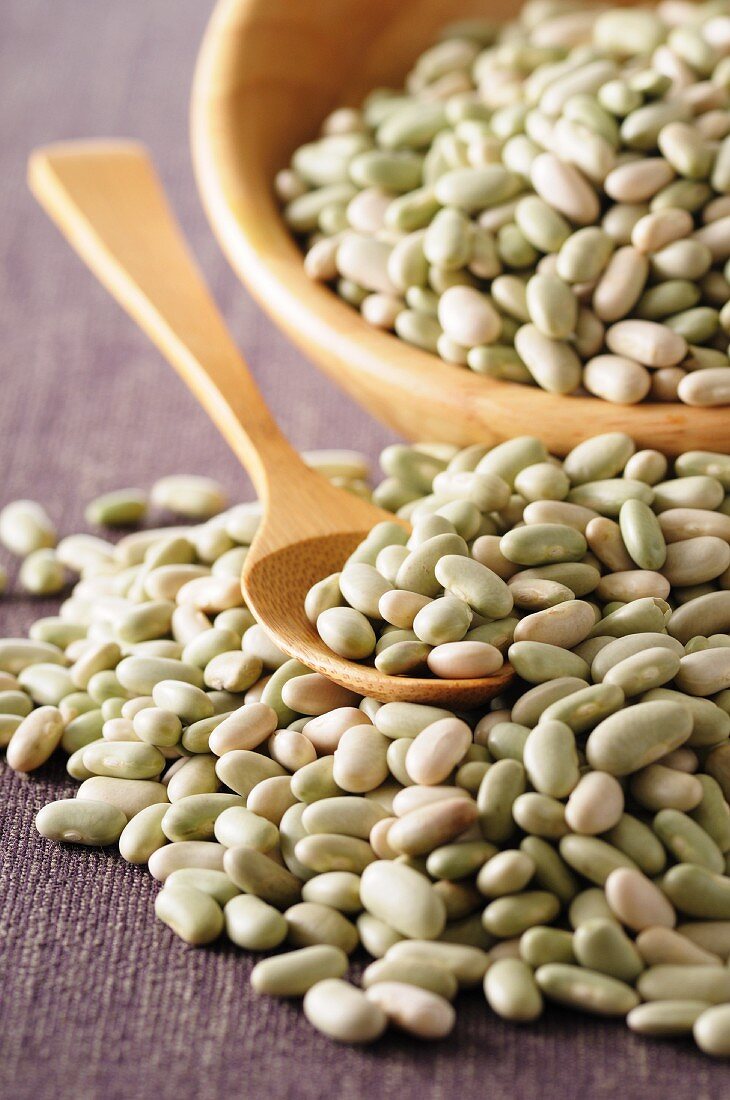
[[28, 140, 302, 502]]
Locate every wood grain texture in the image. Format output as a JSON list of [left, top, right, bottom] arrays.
[[28, 142, 511, 708], [191, 0, 730, 457]]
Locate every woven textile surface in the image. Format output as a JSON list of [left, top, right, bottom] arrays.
[[0, 3, 725, 1097]]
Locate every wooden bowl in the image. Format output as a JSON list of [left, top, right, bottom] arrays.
[[191, 0, 730, 457]]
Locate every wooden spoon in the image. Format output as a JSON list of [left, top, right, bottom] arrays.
[[28, 141, 513, 707]]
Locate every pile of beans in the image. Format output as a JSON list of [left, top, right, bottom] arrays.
[[310, 433, 730, 685], [279, 0, 730, 406], [6, 435, 730, 1055]]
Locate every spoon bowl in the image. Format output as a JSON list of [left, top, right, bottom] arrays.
[[245, 532, 514, 708], [28, 141, 513, 708]]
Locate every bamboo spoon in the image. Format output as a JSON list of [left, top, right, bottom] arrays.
[[28, 142, 513, 707]]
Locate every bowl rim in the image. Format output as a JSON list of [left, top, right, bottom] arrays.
[[190, 0, 730, 456]]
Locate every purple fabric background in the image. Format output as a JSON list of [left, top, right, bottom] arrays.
[[0, 2, 726, 1096]]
